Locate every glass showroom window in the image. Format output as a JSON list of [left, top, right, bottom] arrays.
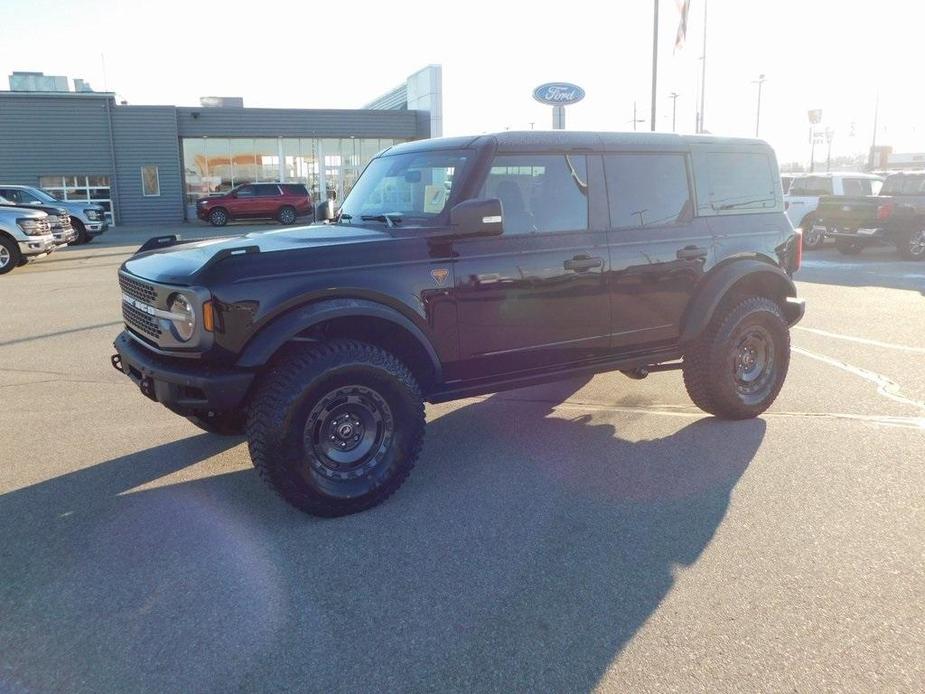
[[39, 175, 113, 223]]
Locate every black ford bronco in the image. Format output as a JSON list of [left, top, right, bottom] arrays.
[[111, 132, 804, 517]]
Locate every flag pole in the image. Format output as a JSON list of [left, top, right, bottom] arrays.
[[698, 0, 708, 133], [651, 0, 658, 131]]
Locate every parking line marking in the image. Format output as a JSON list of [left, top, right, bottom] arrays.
[[795, 326, 925, 354]]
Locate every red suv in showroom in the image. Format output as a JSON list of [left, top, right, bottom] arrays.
[[196, 183, 314, 226]]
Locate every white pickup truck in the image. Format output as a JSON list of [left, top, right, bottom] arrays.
[[785, 173, 883, 249]]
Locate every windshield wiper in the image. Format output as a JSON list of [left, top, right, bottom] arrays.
[[361, 214, 401, 228], [714, 199, 772, 210], [338, 213, 353, 221]]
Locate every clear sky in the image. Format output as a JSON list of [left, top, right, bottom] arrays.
[[1, 0, 919, 165]]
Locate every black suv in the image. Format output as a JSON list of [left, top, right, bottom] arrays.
[[111, 132, 804, 517]]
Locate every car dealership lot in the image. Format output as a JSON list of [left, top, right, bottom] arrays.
[[1, 229, 923, 692]]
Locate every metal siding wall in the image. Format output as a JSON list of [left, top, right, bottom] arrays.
[[175, 107, 423, 139], [110, 106, 184, 224], [0, 95, 113, 183]]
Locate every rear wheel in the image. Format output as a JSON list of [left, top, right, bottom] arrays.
[[0, 236, 21, 275], [897, 229, 925, 261], [682, 296, 790, 420], [801, 217, 825, 250], [247, 340, 425, 517], [209, 208, 229, 226], [835, 237, 863, 255], [277, 205, 297, 225]]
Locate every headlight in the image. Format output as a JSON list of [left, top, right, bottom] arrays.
[[16, 218, 48, 236], [84, 209, 101, 221], [167, 293, 196, 342]]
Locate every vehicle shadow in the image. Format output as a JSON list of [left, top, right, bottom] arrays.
[[798, 247, 925, 294], [0, 378, 765, 693]]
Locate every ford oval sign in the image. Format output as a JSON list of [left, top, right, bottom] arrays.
[[533, 82, 585, 106]]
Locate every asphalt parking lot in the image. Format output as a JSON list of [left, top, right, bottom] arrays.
[[1, 225, 923, 693]]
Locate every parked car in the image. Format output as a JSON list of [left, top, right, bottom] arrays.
[[813, 170, 925, 260], [0, 185, 108, 244], [111, 131, 804, 517], [0, 195, 76, 246], [0, 206, 55, 275], [784, 173, 883, 250], [196, 183, 314, 226]]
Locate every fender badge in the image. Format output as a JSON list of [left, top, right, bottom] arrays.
[[431, 268, 449, 286]]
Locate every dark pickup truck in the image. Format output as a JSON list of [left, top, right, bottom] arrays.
[[813, 171, 925, 260]]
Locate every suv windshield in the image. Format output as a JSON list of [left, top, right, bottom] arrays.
[[33, 188, 59, 203], [339, 149, 468, 224]]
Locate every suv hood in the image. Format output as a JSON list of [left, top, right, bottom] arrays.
[[0, 206, 45, 221], [123, 224, 392, 284]]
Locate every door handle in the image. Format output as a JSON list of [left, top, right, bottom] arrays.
[[564, 255, 603, 272], [676, 246, 708, 261]]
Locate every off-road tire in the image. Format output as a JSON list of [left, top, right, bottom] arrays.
[[682, 296, 790, 420], [209, 208, 229, 227], [70, 218, 88, 244], [801, 217, 824, 250], [897, 229, 925, 261], [277, 205, 297, 225], [835, 237, 863, 255], [0, 235, 21, 275], [246, 340, 425, 517], [186, 412, 246, 436]]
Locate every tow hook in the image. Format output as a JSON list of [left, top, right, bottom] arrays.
[[110, 353, 123, 373]]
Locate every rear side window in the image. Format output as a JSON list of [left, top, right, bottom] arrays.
[[842, 178, 872, 196], [791, 176, 832, 196], [480, 154, 588, 235], [282, 184, 308, 196], [691, 147, 780, 214], [254, 184, 281, 197], [604, 154, 692, 229]]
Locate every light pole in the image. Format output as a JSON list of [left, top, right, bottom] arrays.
[[752, 73, 766, 137], [629, 101, 646, 131], [669, 92, 679, 132]]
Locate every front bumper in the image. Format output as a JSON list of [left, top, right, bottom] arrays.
[[52, 227, 78, 245], [84, 220, 108, 235], [112, 331, 254, 416], [18, 234, 56, 257]]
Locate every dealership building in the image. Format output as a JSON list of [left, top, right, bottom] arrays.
[[0, 66, 442, 225]]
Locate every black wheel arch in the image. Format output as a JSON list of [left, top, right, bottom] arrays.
[[235, 297, 443, 389], [680, 258, 802, 344]]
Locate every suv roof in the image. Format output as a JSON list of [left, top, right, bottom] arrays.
[[389, 131, 770, 156]]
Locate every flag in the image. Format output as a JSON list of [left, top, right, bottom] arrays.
[[675, 0, 691, 51]]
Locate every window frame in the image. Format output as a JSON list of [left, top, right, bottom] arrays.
[[141, 165, 161, 197], [477, 151, 590, 236], [602, 151, 694, 231]]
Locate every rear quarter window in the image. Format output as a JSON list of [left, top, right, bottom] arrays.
[[691, 146, 781, 215], [282, 184, 309, 196]]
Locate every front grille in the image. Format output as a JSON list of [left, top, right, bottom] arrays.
[[30, 219, 51, 235], [119, 274, 158, 304], [122, 301, 162, 340]]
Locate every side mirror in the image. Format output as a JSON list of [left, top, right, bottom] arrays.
[[449, 198, 503, 237], [321, 200, 336, 222]]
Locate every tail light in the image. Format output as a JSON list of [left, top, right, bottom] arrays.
[[876, 201, 894, 221]]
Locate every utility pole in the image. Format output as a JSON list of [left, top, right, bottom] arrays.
[[651, 0, 659, 131], [698, 0, 708, 133], [868, 92, 880, 170], [752, 73, 766, 137], [825, 128, 834, 172], [669, 92, 679, 132], [629, 101, 646, 131]]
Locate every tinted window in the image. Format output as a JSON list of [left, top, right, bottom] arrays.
[[692, 148, 779, 213], [254, 184, 281, 197], [236, 185, 256, 197], [480, 154, 588, 235], [282, 184, 308, 196], [791, 176, 832, 196], [881, 175, 925, 195], [605, 154, 691, 229], [0, 189, 30, 203], [842, 178, 871, 196]]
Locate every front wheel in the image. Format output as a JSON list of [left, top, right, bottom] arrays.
[[801, 219, 825, 250], [0, 236, 22, 275], [246, 340, 425, 517], [70, 218, 88, 244], [277, 205, 297, 225], [897, 229, 925, 261], [209, 208, 229, 226], [682, 296, 791, 420], [835, 237, 863, 255]]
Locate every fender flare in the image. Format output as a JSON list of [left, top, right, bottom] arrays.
[[235, 297, 442, 381], [679, 259, 800, 343]]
